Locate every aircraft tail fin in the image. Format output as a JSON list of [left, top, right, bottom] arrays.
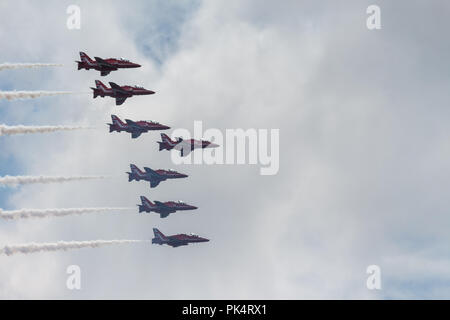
[[108, 115, 122, 132], [140, 196, 153, 206], [128, 164, 142, 181], [111, 115, 126, 127], [138, 196, 152, 213], [80, 52, 94, 64], [158, 133, 174, 151], [160, 133, 173, 144], [153, 228, 167, 241], [95, 80, 108, 91], [90, 86, 99, 98], [130, 164, 141, 173], [91, 80, 108, 99]]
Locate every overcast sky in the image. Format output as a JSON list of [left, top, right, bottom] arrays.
[[0, 0, 450, 299]]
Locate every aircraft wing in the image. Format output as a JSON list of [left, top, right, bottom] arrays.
[[143, 168, 162, 188], [115, 96, 127, 106], [94, 57, 116, 69], [125, 119, 137, 126], [109, 82, 130, 96], [144, 167, 159, 176], [125, 119, 146, 131], [131, 131, 142, 139], [154, 201, 175, 213], [180, 146, 192, 157], [100, 70, 111, 76], [168, 241, 188, 247], [154, 200, 168, 208], [160, 212, 170, 218], [150, 179, 161, 188]]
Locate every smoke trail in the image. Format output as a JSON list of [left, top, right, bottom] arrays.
[[0, 91, 76, 101], [0, 175, 107, 186], [0, 63, 63, 71], [0, 124, 91, 136], [0, 207, 134, 220], [0, 240, 148, 256]]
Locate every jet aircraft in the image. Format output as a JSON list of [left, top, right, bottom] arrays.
[[91, 80, 155, 105], [108, 115, 169, 138], [76, 52, 141, 76], [127, 164, 188, 188], [138, 196, 197, 218], [152, 228, 209, 247], [157, 133, 219, 157]]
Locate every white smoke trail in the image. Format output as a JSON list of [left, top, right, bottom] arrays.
[[0, 207, 134, 220], [0, 175, 107, 186], [0, 240, 149, 256], [0, 124, 90, 136], [0, 63, 63, 71], [0, 91, 76, 101]]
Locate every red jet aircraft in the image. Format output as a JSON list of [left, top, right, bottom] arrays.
[[138, 196, 197, 218], [127, 164, 188, 188], [157, 133, 219, 157], [152, 228, 209, 247], [76, 52, 141, 76], [108, 115, 169, 138], [91, 80, 155, 105]]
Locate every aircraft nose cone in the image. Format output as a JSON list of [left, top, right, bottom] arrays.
[[190, 205, 198, 210], [180, 174, 188, 178], [134, 63, 141, 68], [147, 90, 155, 95]]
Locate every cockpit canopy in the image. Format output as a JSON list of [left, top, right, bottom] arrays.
[[134, 85, 144, 89], [189, 233, 198, 237], [119, 58, 130, 62]]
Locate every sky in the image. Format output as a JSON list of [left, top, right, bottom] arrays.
[[0, 0, 450, 299]]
